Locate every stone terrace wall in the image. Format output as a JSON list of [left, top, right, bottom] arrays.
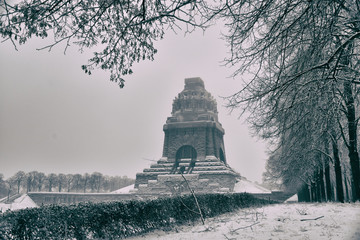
[[27, 192, 155, 206], [26, 191, 287, 206]]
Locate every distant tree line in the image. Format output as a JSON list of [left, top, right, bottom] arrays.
[[0, 171, 135, 199]]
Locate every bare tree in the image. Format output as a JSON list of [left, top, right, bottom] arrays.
[[71, 173, 83, 192], [0, 0, 212, 87], [108, 175, 135, 191], [217, 0, 360, 201], [66, 174, 74, 192], [82, 173, 90, 193], [35, 172, 46, 192], [11, 171, 25, 194], [1, 1, 358, 200], [26, 171, 38, 192], [46, 173, 58, 192], [0, 174, 8, 199], [89, 172, 103, 193], [57, 173, 67, 192]]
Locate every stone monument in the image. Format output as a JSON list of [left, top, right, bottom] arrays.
[[134, 77, 238, 194]]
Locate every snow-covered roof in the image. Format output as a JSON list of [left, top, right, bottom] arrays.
[[111, 184, 135, 194], [0, 194, 38, 212], [233, 178, 271, 194]]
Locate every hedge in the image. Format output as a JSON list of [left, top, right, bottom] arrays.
[[0, 193, 272, 239]]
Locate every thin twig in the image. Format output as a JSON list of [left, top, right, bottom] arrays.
[[180, 173, 205, 225], [230, 222, 260, 232], [300, 216, 324, 221], [3, 0, 18, 51]]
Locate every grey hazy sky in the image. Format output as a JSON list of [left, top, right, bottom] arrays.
[[0, 24, 268, 182]]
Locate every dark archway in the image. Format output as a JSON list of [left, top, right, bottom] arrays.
[[170, 145, 197, 174], [176, 145, 197, 160], [219, 148, 226, 164]]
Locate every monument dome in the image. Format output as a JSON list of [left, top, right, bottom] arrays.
[[169, 77, 219, 123]]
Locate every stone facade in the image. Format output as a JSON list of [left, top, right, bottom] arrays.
[[135, 77, 238, 194], [162, 123, 226, 162], [162, 77, 226, 162]]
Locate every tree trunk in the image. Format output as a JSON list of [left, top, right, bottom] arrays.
[[338, 41, 360, 202], [332, 136, 344, 203], [314, 173, 320, 202], [343, 168, 350, 202], [27, 179, 31, 193], [311, 182, 317, 202], [298, 185, 310, 202], [343, 80, 360, 201], [323, 139, 333, 201], [305, 184, 311, 202], [319, 167, 326, 202], [83, 179, 87, 193], [316, 181, 321, 202], [324, 161, 332, 201]]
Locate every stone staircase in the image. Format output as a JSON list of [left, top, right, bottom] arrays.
[[134, 156, 238, 194]]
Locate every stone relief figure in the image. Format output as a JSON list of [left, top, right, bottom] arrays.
[[187, 158, 196, 174], [170, 160, 179, 174]]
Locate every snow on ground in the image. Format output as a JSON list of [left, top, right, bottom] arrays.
[[233, 179, 271, 194], [111, 179, 272, 195], [0, 194, 38, 212], [128, 202, 360, 240], [111, 184, 135, 194], [285, 194, 299, 203]]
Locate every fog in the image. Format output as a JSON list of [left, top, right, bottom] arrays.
[[0, 25, 267, 182]]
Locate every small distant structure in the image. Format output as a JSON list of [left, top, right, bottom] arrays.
[[133, 77, 238, 195], [0, 194, 38, 212]]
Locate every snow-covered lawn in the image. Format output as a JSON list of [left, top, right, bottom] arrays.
[[128, 202, 360, 240]]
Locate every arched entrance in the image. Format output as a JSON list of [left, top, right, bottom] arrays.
[[176, 145, 197, 160], [170, 145, 197, 174]]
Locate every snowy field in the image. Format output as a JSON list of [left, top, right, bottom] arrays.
[[128, 202, 360, 240]]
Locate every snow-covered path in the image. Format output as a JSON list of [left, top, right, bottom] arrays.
[[128, 202, 360, 240]]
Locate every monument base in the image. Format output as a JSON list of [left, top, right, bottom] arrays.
[[134, 156, 238, 194]]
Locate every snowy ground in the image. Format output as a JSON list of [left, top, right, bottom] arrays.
[[128, 202, 360, 240]]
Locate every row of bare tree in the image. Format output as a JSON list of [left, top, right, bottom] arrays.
[[221, 0, 360, 202], [0, 171, 135, 199]]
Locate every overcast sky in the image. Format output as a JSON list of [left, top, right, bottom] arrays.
[[0, 24, 268, 183]]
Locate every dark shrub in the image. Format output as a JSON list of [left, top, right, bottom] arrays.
[[0, 193, 271, 239]]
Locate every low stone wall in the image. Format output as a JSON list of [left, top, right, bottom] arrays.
[[27, 192, 155, 206], [26, 190, 288, 207]]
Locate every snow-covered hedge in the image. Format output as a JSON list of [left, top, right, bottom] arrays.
[[0, 193, 271, 239]]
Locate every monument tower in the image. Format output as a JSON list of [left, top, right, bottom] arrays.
[[134, 77, 237, 194]]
